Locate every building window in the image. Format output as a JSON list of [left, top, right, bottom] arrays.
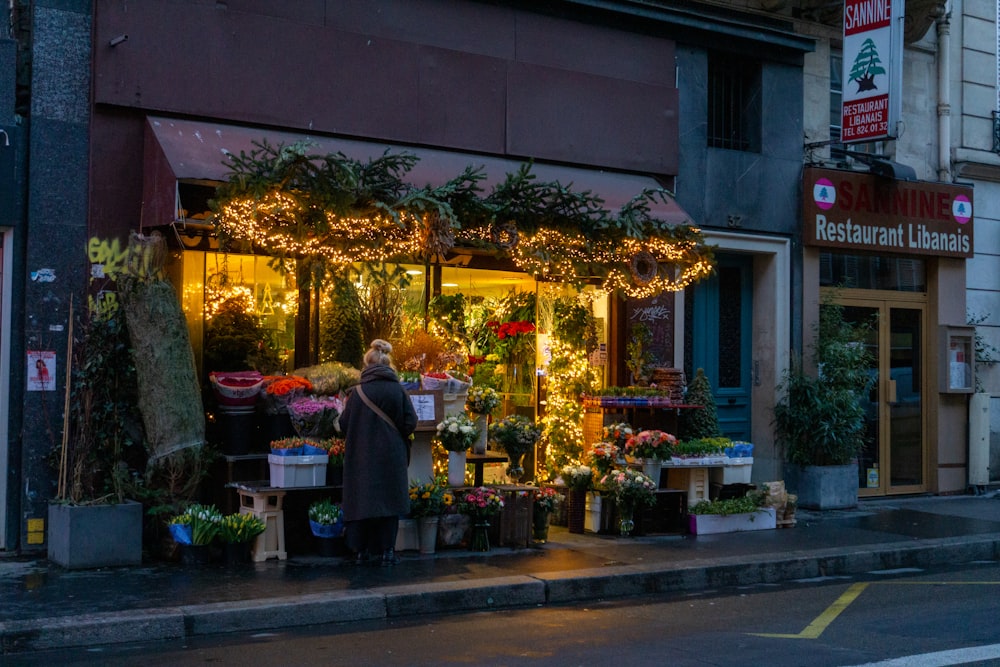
[[707, 53, 761, 152]]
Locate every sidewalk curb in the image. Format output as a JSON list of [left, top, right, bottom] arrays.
[[3, 534, 999, 654]]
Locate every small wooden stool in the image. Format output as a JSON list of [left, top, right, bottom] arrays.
[[237, 487, 287, 561]]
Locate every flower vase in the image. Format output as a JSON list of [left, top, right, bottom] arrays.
[[471, 521, 491, 552], [642, 460, 662, 488], [506, 454, 525, 484], [618, 502, 635, 537], [567, 488, 586, 534], [472, 414, 488, 455], [417, 516, 440, 555], [448, 450, 467, 486], [532, 510, 550, 543]]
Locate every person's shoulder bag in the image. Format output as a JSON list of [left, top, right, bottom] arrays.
[[355, 384, 411, 463]]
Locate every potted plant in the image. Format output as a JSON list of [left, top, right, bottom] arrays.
[[559, 464, 593, 534], [466, 386, 501, 454], [678, 368, 723, 440], [623, 429, 676, 487], [531, 487, 563, 543], [308, 498, 344, 557], [169, 503, 223, 565], [625, 322, 654, 385], [218, 512, 266, 565], [687, 490, 775, 535], [597, 468, 658, 536], [435, 413, 480, 486], [408, 480, 449, 554], [489, 414, 541, 483], [455, 486, 505, 552], [48, 302, 148, 570], [773, 298, 874, 510], [323, 437, 346, 486]]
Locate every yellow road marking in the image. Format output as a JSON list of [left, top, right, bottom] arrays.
[[751, 582, 870, 639], [750, 580, 1000, 640]]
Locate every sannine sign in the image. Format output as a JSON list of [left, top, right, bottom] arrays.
[[841, 0, 903, 143], [803, 168, 974, 259]]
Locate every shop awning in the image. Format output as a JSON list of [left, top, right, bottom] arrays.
[[142, 115, 694, 231]]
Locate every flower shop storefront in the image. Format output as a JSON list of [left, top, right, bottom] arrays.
[[143, 116, 729, 556]]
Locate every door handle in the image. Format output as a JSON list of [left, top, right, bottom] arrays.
[[888, 378, 897, 404]]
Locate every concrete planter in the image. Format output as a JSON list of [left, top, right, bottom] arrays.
[[47, 500, 143, 569], [783, 462, 858, 510]]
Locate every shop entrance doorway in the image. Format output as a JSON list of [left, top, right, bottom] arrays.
[[688, 255, 752, 441], [833, 292, 927, 496]]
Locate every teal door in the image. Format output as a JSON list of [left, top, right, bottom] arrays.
[[688, 255, 753, 441]]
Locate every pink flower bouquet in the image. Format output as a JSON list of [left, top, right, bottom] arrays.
[[624, 429, 677, 461]]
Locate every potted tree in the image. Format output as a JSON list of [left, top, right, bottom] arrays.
[[773, 298, 873, 510], [48, 301, 147, 569]]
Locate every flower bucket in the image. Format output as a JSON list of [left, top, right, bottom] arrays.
[[472, 414, 488, 455], [642, 460, 662, 488], [448, 450, 467, 486], [417, 516, 440, 555], [567, 488, 586, 534], [309, 518, 344, 539], [302, 443, 327, 456]]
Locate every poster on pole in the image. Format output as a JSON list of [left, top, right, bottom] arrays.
[[27, 350, 56, 391], [841, 0, 903, 143]]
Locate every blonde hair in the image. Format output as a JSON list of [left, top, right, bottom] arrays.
[[363, 338, 395, 368]]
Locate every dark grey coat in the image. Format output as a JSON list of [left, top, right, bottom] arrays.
[[339, 365, 418, 522]]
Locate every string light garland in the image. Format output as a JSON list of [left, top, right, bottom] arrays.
[[211, 142, 715, 296]]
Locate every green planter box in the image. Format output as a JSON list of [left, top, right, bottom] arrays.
[[47, 500, 143, 569]]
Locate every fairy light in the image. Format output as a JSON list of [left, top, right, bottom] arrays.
[[212, 173, 716, 298]]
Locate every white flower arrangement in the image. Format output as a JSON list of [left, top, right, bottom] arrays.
[[435, 412, 480, 452]]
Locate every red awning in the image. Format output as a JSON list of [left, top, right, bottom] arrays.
[[143, 115, 693, 229]]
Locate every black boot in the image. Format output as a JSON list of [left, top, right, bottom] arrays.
[[380, 548, 400, 567]]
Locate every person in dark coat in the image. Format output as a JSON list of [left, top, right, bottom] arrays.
[[339, 339, 418, 566]]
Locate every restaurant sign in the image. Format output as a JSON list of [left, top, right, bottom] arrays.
[[803, 167, 974, 259], [841, 0, 903, 142]]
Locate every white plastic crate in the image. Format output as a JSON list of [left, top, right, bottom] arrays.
[[711, 458, 754, 485], [268, 454, 328, 488]]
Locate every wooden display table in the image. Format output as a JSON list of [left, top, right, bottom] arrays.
[[465, 451, 509, 486]]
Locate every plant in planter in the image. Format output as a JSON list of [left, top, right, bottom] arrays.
[[308, 498, 345, 538], [624, 429, 677, 462], [597, 468, 658, 536], [773, 297, 874, 510], [218, 512, 266, 564], [531, 487, 563, 543], [625, 322, 655, 385], [678, 368, 723, 440], [687, 490, 776, 534], [48, 297, 151, 570]]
